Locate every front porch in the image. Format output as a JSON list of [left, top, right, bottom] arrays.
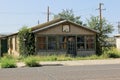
[[35, 35, 96, 56]]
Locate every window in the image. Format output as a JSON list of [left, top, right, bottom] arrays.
[[86, 36, 95, 50], [48, 36, 57, 50], [77, 36, 85, 50], [37, 37, 46, 50], [59, 36, 67, 50]]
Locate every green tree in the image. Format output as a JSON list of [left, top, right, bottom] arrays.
[[54, 9, 82, 25], [87, 16, 114, 55], [18, 26, 35, 56]]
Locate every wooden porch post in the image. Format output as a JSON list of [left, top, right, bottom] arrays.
[[34, 34, 37, 54]]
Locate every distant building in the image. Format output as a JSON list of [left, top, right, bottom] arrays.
[[115, 34, 120, 50], [104, 37, 116, 47]]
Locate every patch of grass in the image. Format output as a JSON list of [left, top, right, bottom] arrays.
[[17, 55, 26, 62], [45, 55, 57, 61], [1, 57, 17, 68], [56, 55, 73, 61], [74, 55, 101, 60], [24, 56, 40, 67], [37, 55, 57, 61], [38, 55, 73, 61], [3, 54, 15, 59]]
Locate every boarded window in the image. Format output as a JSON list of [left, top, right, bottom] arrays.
[[37, 37, 46, 50], [59, 36, 67, 50], [86, 36, 95, 50]]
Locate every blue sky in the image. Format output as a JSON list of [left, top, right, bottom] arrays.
[[0, 0, 119, 36]]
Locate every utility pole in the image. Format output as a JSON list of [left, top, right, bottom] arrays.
[[97, 3, 105, 31], [38, 20, 40, 24], [43, 6, 54, 22], [47, 6, 50, 22], [118, 22, 120, 33]]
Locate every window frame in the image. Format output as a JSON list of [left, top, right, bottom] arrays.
[[77, 36, 85, 50]]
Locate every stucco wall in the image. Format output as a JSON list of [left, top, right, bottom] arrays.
[[8, 35, 19, 56], [116, 38, 120, 50]]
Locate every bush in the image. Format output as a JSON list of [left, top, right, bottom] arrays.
[[102, 47, 120, 58], [108, 53, 120, 58], [24, 56, 40, 67], [1, 58, 17, 68], [18, 27, 35, 56]]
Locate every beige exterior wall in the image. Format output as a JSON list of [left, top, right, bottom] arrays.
[[8, 35, 19, 56], [36, 24, 96, 35], [116, 37, 120, 50]]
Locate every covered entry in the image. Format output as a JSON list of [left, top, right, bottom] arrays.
[[67, 36, 76, 56], [36, 35, 96, 56]]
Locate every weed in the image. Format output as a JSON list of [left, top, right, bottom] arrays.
[[1, 57, 17, 68]]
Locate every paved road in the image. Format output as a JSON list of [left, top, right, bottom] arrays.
[[0, 64, 120, 80]]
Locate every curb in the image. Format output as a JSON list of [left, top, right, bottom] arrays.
[[16, 59, 120, 67]]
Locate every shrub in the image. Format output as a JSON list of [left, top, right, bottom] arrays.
[[108, 53, 120, 58], [102, 47, 120, 58], [1, 58, 17, 68], [24, 56, 40, 67], [18, 27, 35, 56]]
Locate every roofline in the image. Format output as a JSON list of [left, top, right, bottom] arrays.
[[4, 18, 99, 38], [68, 20, 99, 33], [2, 32, 18, 38], [32, 20, 67, 33], [31, 18, 64, 31], [2, 18, 64, 38], [33, 20, 99, 34]]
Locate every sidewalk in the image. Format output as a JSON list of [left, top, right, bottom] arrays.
[[17, 58, 120, 67]]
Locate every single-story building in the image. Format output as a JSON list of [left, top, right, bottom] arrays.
[[0, 34, 8, 56], [115, 34, 120, 50], [2, 18, 99, 56]]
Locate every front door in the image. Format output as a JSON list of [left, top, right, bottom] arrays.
[[67, 36, 76, 56]]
